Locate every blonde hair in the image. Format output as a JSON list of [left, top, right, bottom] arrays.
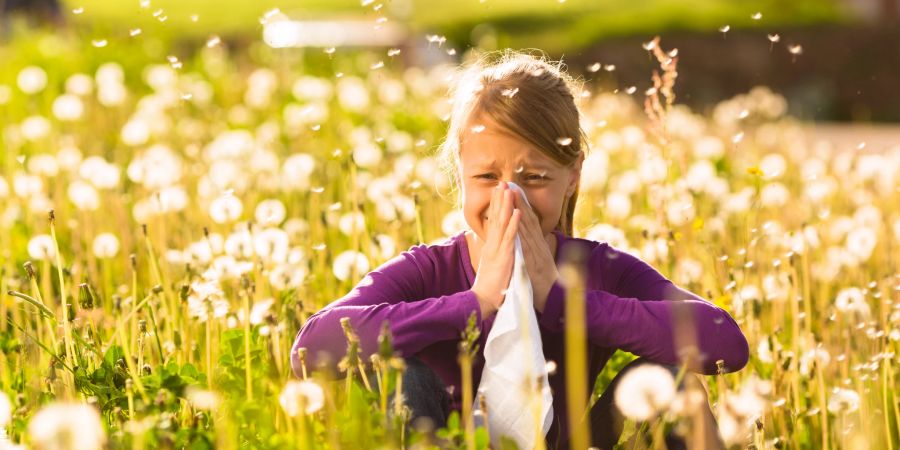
[[437, 50, 587, 236]]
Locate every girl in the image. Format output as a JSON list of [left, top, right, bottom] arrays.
[[291, 51, 749, 449]]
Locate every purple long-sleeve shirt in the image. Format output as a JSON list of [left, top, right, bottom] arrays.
[[291, 229, 748, 445]]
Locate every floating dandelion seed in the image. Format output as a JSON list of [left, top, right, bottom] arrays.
[[72, 7, 84, 14], [719, 25, 730, 34], [190, 14, 199, 22], [515, 165, 524, 173], [788, 44, 803, 55], [587, 62, 601, 72], [91, 39, 108, 48], [447, 48, 457, 55], [311, 186, 325, 193], [501, 87, 519, 98], [139, 0, 150, 7], [415, 139, 426, 146], [645, 87, 657, 96], [370, 61, 384, 70], [387, 48, 401, 57], [739, 109, 750, 119], [181, 93, 192, 100], [642, 40, 656, 51], [625, 86, 637, 95], [471, 124, 486, 133], [373, 3, 383, 10], [311, 124, 321, 131], [152, 9, 163, 17], [361, 0, 375, 6], [206, 35, 221, 48], [129, 28, 142, 36], [752, 12, 762, 20], [312, 243, 326, 251], [556, 137, 573, 146], [732, 132, 745, 143], [604, 64, 616, 71], [324, 47, 336, 55], [426, 34, 447, 46]]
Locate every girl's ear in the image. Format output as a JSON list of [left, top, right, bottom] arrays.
[[566, 151, 585, 197]]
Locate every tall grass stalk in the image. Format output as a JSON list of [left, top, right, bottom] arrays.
[[561, 249, 590, 449], [48, 210, 77, 399]]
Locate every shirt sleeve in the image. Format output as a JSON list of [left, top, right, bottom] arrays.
[[537, 244, 748, 375], [290, 247, 482, 378]]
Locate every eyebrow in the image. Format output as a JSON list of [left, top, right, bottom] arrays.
[[471, 162, 554, 171]]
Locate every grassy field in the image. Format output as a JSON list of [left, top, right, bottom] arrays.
[[0, 12, 898, 450], [55, 0, 850, 52]]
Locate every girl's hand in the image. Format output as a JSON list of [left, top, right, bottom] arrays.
[[470, 182, 522, 318], [511, 188, 560, 314]]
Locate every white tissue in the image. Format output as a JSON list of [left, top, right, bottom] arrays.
[[473, 181, 553, 450]]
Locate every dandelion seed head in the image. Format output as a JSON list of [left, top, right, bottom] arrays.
[[18, 66, 48, 94], [28, 402, 106, 450], [209, 195, 243, 224], [587, 62, 601, 72], [719, 25, 730, 33], [751, 12, 762, 20], [614, 364, 676, 421], [280, 380, 325, 416], [788, 44, 803, 55], [768, 34, 781, 43]]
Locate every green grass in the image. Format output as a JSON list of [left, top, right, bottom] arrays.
[[59, 0, 851, 52]]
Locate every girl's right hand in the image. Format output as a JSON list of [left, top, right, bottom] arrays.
[[470, 182, 521, 318]]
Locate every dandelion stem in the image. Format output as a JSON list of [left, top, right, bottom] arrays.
[[562, 253, 591, 450]]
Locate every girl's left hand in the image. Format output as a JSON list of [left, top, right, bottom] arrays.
[[511, 189, 560, 314]]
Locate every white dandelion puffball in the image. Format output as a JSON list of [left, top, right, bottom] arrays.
[[52, 94, 85, 121], [209, 195, 243, 223], [336, 76, 370, 112], [613, 364, 677, 421], [20, 115, 51, 141], [28, 402, 106, 450], [92, 233, 120, 259], [28, 234, 56, 260], [67, 180, 100, 211], [605, 191, 632, 221], [79, 156, 121, 189], [338, 211, 367, 236], [845, 226, 876, 262], [255, 199, 286, 225], [332, 250, 369, 281], [279, 380, 325, 416], [253, 228, 290, 263], [185, 387, 220, 411], [18, 66, 48, 94], [827, 388, 860, 414], [65, 73, 94, 96], [441, 210, 468, 236]]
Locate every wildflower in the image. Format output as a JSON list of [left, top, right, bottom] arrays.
[[439, 210, 465, 237], [279, 379, 325, 416], [92, 233, 120, 259], [292, 76, 333, 102], [67, 180, 100, 211], [187, 275, 229, 322], [79, 156, 121, 189], [845, 227, 876, 262], [20, 116, 51, 141], [332, 250, 370, 282], [613, 364, 676, 421], [28, 402, 106, 450], [827, 388, 860, 414], [17, 66, 48, 94], [578, 151, 609, 191], [584, 223, 631, 251], [834, 287, 871, 318], [268, 263, 308, 290], [352, 142, 383, 169], [52, 94, 85, 121], [185, 386, 220, 410], [281, 153, 316, 191], [255, 199, 287, 225], [209, 195, 243, 223], [338, 212, 367, 237], [336, 76, 370, 112], [65, 73, 93, 96], [253, 227, 290, 263], [28, 234, 56, 260]]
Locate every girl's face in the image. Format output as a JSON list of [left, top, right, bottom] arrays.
[[458, 114, 583, 242]]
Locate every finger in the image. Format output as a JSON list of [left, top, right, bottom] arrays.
[[489, 185, 501, 235], [503, 208, 521, 247], [497, 188, 514, 233]]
